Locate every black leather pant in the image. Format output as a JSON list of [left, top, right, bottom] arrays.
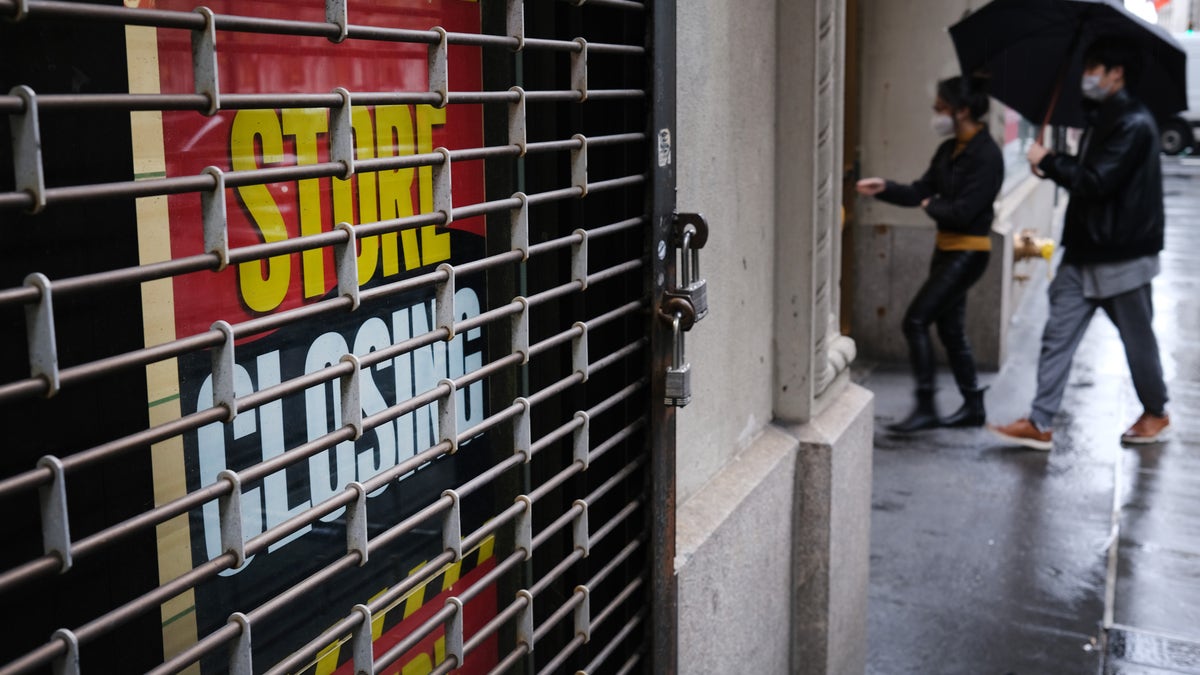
[[902, 249, 990, 391]]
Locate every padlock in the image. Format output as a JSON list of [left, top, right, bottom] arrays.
[[665, 312, 692, 407], [677, 226, 708, 322]]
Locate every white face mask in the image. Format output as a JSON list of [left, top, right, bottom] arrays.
[[930, 113, 956, 137], [1081, 73, 1109, 101]]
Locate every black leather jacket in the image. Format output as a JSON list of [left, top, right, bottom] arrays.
[[1039, 89, 1164, 264], [877, 127, 1004, 237]]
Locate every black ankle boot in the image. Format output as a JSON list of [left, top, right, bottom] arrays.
[[941, 386, 987, 427], [888, 389, 940, 432]]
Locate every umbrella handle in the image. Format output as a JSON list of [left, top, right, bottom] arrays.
[[1037, 76, 1063, 144], [1038, 20, 1084, 142]]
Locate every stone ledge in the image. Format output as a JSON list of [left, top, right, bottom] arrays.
[[676, 423, 800, 570]]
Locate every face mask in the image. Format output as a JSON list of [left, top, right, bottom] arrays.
[[930, 113, 956, 137], [1081, 73, 1108, 101]]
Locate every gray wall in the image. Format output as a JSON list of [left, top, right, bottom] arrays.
[[676, 0, 779, 505], [675, 1, 875, 673]]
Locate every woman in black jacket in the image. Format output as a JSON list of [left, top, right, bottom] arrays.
[[857, 75, 1004, 432]]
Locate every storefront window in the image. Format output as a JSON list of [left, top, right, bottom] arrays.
[[1001, 106, 1037, 194]]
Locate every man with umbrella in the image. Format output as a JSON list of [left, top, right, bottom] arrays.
[[990, 35, 1170, 450]]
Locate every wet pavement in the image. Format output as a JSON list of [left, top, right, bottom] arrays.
[[857, 156, 1200, 675]]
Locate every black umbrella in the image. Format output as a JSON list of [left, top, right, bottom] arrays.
[[948, 0, 1187, 130]]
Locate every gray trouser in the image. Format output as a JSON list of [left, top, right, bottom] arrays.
[[1030, 263, 1168, 430]]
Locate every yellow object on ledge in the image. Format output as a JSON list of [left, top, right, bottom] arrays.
[[1013, 229, 1056, 279]]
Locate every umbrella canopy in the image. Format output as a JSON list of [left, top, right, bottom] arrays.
[[949, 0, 1187, 129]]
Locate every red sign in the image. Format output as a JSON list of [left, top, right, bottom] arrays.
[[147, 0, 486, 339], [132, 3, 498, 672]]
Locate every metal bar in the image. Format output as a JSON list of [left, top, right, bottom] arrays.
[[145, 622, 240, 675], [454, 549, 524, 604], [0, 350, 640, 599], [589, 419, 646, 466], [532, 502, 584, 550], [584, 259, 648, 296], [589, 338, 646, 374], [525, 376, 642, 460], [557, 0, 647, 10], [485, 645, 529, 675], [4, 399, 452, 597], [448, 144, 522, 162], [0, 555, 59, 598], [585, 88, 646, 100], [585, 624, 643, 672], [528, 231, 583, 258], [586, 173, 647, 193], [0, 211, 638, 318], [56, 407, 226, 476], [531, 548, 586, 598], [587, 460, 646, 509], [262, 552, 454, 675], [374, 604, 456, 673], [456, 352, 526, 396], [522, 90, 584, 103], [464, 594, 528, 656], [588, 132, 646, 147], [529, 322, 584, 358], [583, 215, 646, 239], [615, 650, 645, 675], [452, 249, 524, 276], [456, 301, 524, 336], [525, 138, 583, 154], [0, 0, 205, 28], [54, 553, 236, 662], [589, 378, 647, 419], [649, 0, 680, 671], [0, 87, 636, 116], [525, 279, 585, 307], [0, 331, 211, 405], [2, 309, 635, 520], [456, 454, 525, 501], [590, 577, 645, 633], [526, 372, 584, 408], [462, 503, 525, 554], [588, 537, 646, 595], [529, 414, 586, 458], [591, 500, 642, 548], [196, 511, 456, 675], [533, 591, 586, 644]]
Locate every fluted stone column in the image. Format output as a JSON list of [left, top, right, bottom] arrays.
[[775, 0, 856, 425]]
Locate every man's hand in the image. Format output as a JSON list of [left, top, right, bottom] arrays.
[[1027, 141, 1050, 176], [855, 177, 886, 196], [920, 197, 932, 209]]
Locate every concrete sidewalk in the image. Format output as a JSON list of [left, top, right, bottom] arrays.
[[858, 156, 1200, 675]]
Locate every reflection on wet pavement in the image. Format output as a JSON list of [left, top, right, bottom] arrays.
[[1107, 159, 1200, 674]]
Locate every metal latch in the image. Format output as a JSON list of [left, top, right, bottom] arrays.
[[662, 297, 696, 407], [665, 213, 708, 323]]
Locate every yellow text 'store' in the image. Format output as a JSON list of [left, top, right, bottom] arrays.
[[230, 104, 452, 313]]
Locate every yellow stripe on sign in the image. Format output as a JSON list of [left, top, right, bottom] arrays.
[[298, 536, 497, 675], [314, 641, 342, 675], [440, 560, 463, 591]]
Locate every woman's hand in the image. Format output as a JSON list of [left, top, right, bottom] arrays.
[[855, 177, 886, 196]]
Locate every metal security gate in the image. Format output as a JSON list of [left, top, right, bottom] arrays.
[[0, 1, 684, 673]]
